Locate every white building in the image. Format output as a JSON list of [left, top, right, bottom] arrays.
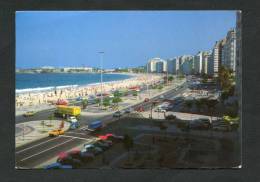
[[147, 58, 166, 73], [202, 51, 210, 75], [194, 52, 203, 74], [222, 29, 236, 72], [208, 40, 225, 76]]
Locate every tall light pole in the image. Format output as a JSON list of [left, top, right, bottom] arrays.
[[146, 63, 151, 97], [99, 51, 104, 109]]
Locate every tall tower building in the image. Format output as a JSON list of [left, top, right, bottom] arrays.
[[222, 29, 237, 72]]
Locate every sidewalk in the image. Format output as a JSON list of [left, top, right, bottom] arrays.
[[141, 111, 218, 121], [16, 104, 56, 116], [16, 120, 70, 148]]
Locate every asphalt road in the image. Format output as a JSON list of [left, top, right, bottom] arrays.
[[15, 81, 189, 168]]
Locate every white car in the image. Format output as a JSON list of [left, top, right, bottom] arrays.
[[68, 116, 77, 123], [159, 95, 165, 99], [154, 107, 166, 113]]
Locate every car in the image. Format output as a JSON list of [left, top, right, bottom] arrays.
[[125, 107, 133, 113], [113, 111, 123, 117], [93, 141, 110, 150], [23, 111, 36, 117], [189, 119, 210, 130], [67, 116, 77, 122], [83, 144, 103, 155], [159, 95, 165, 99], [80, 151, 95, 162], [100, 139, 113, 146], [154, 107, 166, 113], [135, 106, 144, 112], [144, 98, 149, 102], [44, 162, 72, 169], [57, 152, 82, 168], [165, 114, 176, 120], [48, 129, 65, 137]]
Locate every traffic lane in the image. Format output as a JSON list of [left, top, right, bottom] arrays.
[[16, 137, 86, 168], [16, 109, 55, 123], [16, 136, 73, 162], [16, 136, 60, 153]]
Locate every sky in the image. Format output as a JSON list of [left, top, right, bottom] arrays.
[[16, 11, 236, 69]]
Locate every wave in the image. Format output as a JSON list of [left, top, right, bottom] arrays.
[[16, 85, 79, 94], [16, 87, 55, 93]]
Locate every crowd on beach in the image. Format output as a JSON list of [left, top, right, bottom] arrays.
[[16, 74, 163, 108]]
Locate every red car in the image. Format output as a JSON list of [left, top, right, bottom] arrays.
[[136, 106, 144, 112], [144, 98, 149, 102], [56, 99, 68, 106]]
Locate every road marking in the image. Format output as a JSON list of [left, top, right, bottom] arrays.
[[16, 137, 60, 154], [66, 131, 87, 135], [60, 135, 94, 141], [20, 138, 74, 162]]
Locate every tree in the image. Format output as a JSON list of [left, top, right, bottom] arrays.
[[48, 114, 54, 126], [168, 75, 174, 82], [82, 99, 88, 109], [218, 66, 233, 91], [112, 97, 122, 107], [103, 97, 111, 107]]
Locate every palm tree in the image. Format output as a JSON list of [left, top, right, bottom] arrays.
[[48, 114, 54, 126], [82, 99, 88, 109]]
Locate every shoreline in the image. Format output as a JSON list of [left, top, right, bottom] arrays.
[[16, 72, 137, 94], [16, 73, 163, 108]]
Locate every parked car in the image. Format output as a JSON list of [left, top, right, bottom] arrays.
[[135, 106, 144, 112], [189, 119, 210, 130], [23, 111, 36, 117], [57, 152, 82, 168], [159, 95, 165, 99], [125, 107, 133, 113], [113, 111, 124, 117], [165, 114, 176, 120], [80, 151, 95, 162], [154, 107, 166, 113], [93, 141, 110, 150], [44, 162, 72, 169], [144, 98, 149, 102], [83, 144, 103, 155]]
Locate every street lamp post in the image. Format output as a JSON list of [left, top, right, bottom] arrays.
[[146, 64, 150, 97], [99, 51, 104, 109]]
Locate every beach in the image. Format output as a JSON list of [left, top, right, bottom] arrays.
[[16, 73, 163, 110]]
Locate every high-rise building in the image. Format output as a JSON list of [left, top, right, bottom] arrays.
[[235, 11, 242, 97], [222, 29, 236, 72], [202, 51, 210, 75], [147, 58, 166, 73], [167, 57, 180, 74], [179, 55, 194, 75], [208, 40, 225, 77], [156, 61, 164, 73], [194, 51, 211, 75]]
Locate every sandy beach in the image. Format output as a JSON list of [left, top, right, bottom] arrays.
[[16, 73, 163, 109]]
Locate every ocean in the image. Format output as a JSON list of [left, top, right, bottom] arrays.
[[16, 73, 133, 93]]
